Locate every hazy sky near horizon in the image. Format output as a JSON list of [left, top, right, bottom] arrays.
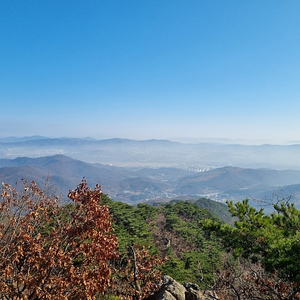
[[1, 1, 300, 143]]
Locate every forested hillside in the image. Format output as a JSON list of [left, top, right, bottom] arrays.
[[1, 179, 300, 299], [101, 195, 227, 286], [0, 179, 225, 299]]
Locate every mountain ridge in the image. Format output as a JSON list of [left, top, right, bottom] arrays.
[[1, 136, 300, 170], [1, 154, 300, 206]]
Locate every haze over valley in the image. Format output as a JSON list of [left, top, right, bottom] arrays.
[[2, 136, 300, 207]]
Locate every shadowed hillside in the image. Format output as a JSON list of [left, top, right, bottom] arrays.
[[1, 154, 300, 206]]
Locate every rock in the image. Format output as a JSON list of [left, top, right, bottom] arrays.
[[156, 276, 186, 300], [145, 276, 205, 300], [183, 282, 204, 300]]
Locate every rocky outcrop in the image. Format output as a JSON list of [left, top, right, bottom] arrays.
[[145, 276, 209, 300], [183, 282, 204, 300]]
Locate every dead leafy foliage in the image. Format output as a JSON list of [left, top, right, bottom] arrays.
[[0, 179, 118, 300]]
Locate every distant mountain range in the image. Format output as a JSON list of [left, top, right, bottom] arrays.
[[1, 153, 300, 206], [1, 136, 300, 170]]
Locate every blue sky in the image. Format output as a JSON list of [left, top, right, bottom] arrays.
[[1, 1, 300, 143]]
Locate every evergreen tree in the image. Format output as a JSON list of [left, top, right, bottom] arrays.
[[205, 198, 300, 298]]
